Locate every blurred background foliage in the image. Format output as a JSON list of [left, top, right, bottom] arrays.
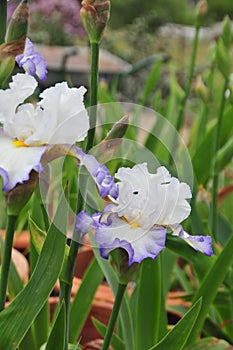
[[7, 1, 233, 48]]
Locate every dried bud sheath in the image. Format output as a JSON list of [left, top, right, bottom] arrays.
[[5, 0, 29, 43], [80, 0, 110, 43]]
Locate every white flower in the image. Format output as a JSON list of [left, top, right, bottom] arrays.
[[90, 163, 213, 265], [0, 73, 89, 191]]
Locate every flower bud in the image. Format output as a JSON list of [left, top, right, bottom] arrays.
[[80, 0, 110, 43], [0, 56, 15, 87], [216, 38, 231, 79], [0, 36, 25, 61], [91, 115, 129, 163], [195, 0, 208, 21], [5, 0, 29, 43], [216, 16, 232, 79], [105, 114, 129, 140], [0, 36, 25, 84], [221, 16, 232, 49], [193, 75, 210, 102], [5, 170, 38, 216], [110, 248, 139, 284]]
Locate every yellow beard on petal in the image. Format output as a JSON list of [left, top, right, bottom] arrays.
[[130, 221, 141, 228], [122, 215, 141, 228], [13, 140, 29, 147]]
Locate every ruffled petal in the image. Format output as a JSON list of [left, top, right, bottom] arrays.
[[76, 210, 94, 235], [76, 148, 118, 198], [0, 74, 37, 121], [15, 38, 48, 81], [0, 129, 46, 191], [114, 163, 191, 228], [22, 37, 35, 57], [94, 215, 166, 265], [38, 83, 89, 144], [21, 59, 37, 76], [172, 225, 213, 256], [33, 54, 48, 81]]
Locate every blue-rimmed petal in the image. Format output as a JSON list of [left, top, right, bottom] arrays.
[[172, 224, 213, 256], [0, 129, 46, 191], [76, 148, 118, 199], [94, 215, 166, 266], [33, 54, 48, 81], [76, 210, 94, 235], [15, 38, 48, 81]]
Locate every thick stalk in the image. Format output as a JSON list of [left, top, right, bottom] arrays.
[[210, 79, 228, 238], [0, 214, 18, 311], [85, 42, 99, 152], [61, 41, 100, 350], [0, 0, 7, 45], [60, 238, 80, 350], [60, 191, 83, 350], [101, 283, 127, 350]]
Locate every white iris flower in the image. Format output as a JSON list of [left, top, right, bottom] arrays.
[[0, 73, 89, 191], [77, 163, 213, 265]]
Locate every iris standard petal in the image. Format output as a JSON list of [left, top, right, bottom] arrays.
[[15, 38, 48, 81], [0, 129, 46, 191], [38, 83, 89, 144], [0, 74, 37, 121], [33, 54, 48, 81], [114, 163, 192, 228]]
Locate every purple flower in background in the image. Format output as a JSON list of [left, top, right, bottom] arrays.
[[30, 0, 85, 37], [15, 38, 48, 81]]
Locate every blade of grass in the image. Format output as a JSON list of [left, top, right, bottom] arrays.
[[0, 192, 68, 350], [89, 233, 135, 350], [187, 231, 233, 345], [45, 301, 66, 350], [69, 256, 104, 343], [149, 299, 202, 350]]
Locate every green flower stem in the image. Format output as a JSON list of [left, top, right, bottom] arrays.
[[0, 0, 7, 45], [59, 238, 81, 350], [59, 188, 84, 350], [176, 23, 200, 132], [0, 214, 18, 311], [101, 283, 127, 350], [169, 22, 200, 165], [85, 42, 100, 152], [60, 40, 99, 350], [211, 78, 228, 238]]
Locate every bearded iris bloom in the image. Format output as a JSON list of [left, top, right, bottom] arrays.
[[0, 73, 89, 191], [15, 38, 48, 81], [77, 163, 213, 265]]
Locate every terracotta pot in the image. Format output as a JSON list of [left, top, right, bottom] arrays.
[[0, 230, 30, 251], [0, 231, 30, 285], [166, 291, 191, 325], [83, 339, 113, 350], [11, 247, 30, 283], [48, 293, 113, 346]]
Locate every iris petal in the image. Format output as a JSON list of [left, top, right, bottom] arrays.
[[0, 129, 46, 191], [173, 225, 213, 256], [95, 215, 166, 265]]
